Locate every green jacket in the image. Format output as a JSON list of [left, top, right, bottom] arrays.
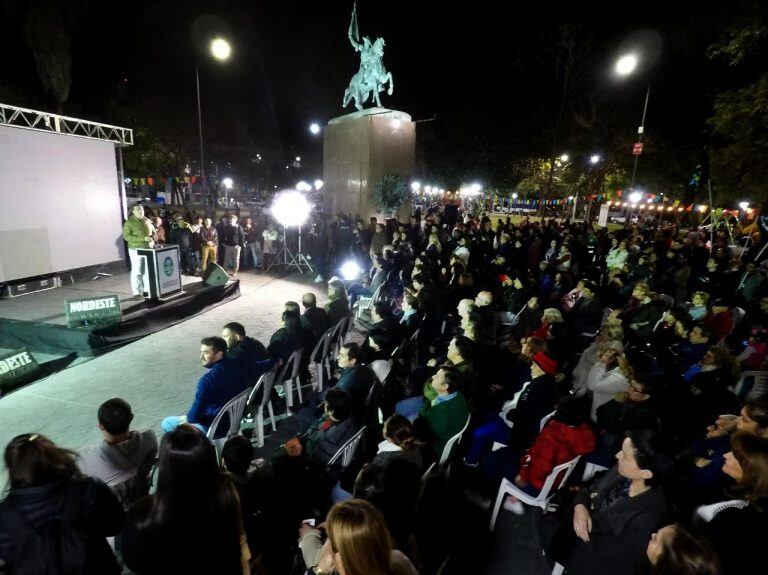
[[122, 214, 152, 249], [421, 392, 469, 457]]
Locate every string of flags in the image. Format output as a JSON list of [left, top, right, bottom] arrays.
[[417, 188, 753, 215], [126, 176, 199, 185]]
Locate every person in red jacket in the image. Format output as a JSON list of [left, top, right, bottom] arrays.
[[468, 395, 595, 511], [515, 394, 596, 493], [703, 301, 733, 343]]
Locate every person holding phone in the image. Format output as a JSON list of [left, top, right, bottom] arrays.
[[583, 347, 631, 422]]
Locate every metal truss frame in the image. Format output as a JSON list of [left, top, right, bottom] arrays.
[[0, 102, 133, 146]]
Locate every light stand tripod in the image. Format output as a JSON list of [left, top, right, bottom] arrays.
[[268, 225, 314, 274]]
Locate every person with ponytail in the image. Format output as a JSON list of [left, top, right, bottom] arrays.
[[0, 433, 124, 574], [373, 415, 425, 471]]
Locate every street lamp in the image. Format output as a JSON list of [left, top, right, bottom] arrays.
[[615, 51, 650, 193], [589, 154, 601, 165], [559, 154, 570, 163], [196, 37, 232, 189], [309, 122, 321, 135], [739, 201, 750, 211]]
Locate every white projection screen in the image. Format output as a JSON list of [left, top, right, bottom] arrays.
[[0, 125, 125, 283]]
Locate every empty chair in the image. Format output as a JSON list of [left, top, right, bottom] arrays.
[[490, 455, 582, 529], [206, 388, 251, 456]]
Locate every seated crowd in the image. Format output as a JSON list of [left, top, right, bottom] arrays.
[[2, 209, 768, 575]]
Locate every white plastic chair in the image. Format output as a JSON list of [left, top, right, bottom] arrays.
[[206, 387, 251, 455], [582, 461, 609, 483], [327, 425, 367, 471], [733, 370, 768, 399], [275, 348, 304, 408], [439, 414, 471, 466], [693, 499, 747, 524], [369, 359, 393, 385], [539, 410, 556, 432], [246, 365, 278, 447], [490, 455, 582, 529]]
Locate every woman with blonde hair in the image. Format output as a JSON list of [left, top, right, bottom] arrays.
[[530, 307, 564, 339], [301, 499, 416, 575]]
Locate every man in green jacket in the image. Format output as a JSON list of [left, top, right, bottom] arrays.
[[419, 366, 470, 458], [122, 204, 154, 296]]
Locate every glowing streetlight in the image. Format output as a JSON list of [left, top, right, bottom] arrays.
[[314, 180, 324, 190], [196, 37, 232, 185], [470, 183, 482, 194], [411, 181, 421, 192], [309, 122, 321, 135], [210, 38, 232, 61], [589, 154, 601, 165], [222, 177, 233, 190], [739, 202, 750, 211], [512, 193, 518, 199], [559, 154, 570, 163], [628, 191, 642, 204], [295, 156, 301, 162], [615, 53, 638, 76]]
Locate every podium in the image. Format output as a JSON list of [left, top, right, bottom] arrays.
[[136, 245, 183, 301]]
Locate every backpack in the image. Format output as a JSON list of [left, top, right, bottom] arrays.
[[0, 480, 92, 575]]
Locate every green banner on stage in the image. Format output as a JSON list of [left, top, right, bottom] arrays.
[[0, 348, 40, 389], [65, 295, 122, 328]]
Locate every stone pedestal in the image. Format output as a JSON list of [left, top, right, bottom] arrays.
[[323, 108, 415, 221]]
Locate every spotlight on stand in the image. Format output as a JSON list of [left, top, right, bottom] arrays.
[[268, 190, 314, 274], [340, 260, 362, 281]]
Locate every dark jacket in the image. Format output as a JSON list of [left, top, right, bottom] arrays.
[[220, 224, 245, 247], [701, 499, 768, 575], [268, 328, 310, 363], [570, 296, 603, 335], [302, 307, 331, 342], [305, 416, 358, 466], [336, 365, 375, 410], [325, 298, 350, 327], [227, 336, 268, 363], [0, 477, 124, 574], [563, 468, 670, 575], [505, 374, 559, 454]]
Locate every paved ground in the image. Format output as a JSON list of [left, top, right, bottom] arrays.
[[0, 268, 328, 493]]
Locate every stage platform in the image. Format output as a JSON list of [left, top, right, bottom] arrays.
[[0, 272, 240, 391]]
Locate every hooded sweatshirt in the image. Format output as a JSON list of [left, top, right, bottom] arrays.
[[78, 430, 158, 501]]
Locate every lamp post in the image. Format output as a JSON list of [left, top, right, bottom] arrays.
[[196, 37, 231, 192], [615, 53, 650, 193]]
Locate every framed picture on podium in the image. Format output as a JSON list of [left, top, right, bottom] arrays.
[[136, 245, 182, 300]]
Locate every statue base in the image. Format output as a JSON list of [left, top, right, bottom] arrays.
[[322, 108, 415, 221]]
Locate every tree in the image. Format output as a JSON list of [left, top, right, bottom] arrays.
[[515, 24, 596, 214], [5, 0, 89, 114], [706, 0, 768, 205]]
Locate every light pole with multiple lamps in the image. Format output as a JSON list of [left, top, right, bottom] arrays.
[[196, 37, 231, 190]]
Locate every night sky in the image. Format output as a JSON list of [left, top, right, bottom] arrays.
[[0, 0, 749, 191]]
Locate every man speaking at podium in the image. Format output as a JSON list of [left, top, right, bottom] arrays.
[[122, 204, 154, 297]]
